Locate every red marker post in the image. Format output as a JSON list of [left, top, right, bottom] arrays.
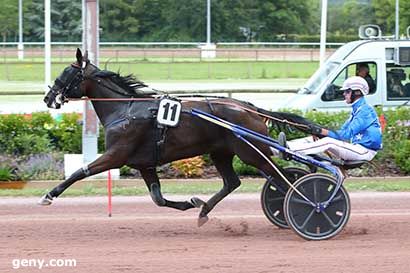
[[107, 170, 112, 217]]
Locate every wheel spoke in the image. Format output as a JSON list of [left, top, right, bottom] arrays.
[[299, 208, 316, 230], [321, 210, 338, 228], [313, 180, 319, 203], [291, 196, 312, 206], [330, 194, 344, 203]]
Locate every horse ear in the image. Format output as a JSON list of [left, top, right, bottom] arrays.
[[76, 48, 83, 64]]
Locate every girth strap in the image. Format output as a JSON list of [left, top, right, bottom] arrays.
[[148, 106, 168, 166], [155, 122, 168, 165]]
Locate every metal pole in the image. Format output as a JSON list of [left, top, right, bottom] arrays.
[[395, 0, 399, 39], [319, 0, 327, 66], [320, 0, 327, 65], [18, 0, 24, 60], [44, 0, 51, 92], [206, 0, 211, 44], [82, 0, 99, 165]]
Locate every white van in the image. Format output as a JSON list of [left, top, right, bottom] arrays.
[[283, 39, 410, 111]]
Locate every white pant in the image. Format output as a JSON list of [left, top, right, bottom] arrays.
[[288, 137, 377, 161]]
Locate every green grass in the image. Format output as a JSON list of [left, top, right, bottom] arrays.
[[345, 179, 410, 191], [0, 61, 318, 82], [0, 177, 409, 197]]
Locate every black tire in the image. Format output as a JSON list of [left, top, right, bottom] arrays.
[[261, 167, 309, 229], [284, 173, 350, 240]]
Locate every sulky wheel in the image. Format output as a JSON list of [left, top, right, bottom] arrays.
[[261, 167, 310, 229], [284, 173, 350, 240]]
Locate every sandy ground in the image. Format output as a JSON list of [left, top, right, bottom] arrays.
[[1, 192, 410, 273]]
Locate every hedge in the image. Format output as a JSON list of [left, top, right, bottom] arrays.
[[0, 107, 409, 180]]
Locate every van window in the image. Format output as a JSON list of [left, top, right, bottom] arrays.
[[321, 62, 377, 101], [386, 65, 410, 100]]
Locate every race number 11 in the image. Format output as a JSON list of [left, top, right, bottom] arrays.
[[156, 98, 182, 127]]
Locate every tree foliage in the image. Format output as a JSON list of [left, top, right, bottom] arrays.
[[328, 1, 375, 35], [373, 0, 410, 37], [24, 0, 81, 42], [0, 0, 409, 42], [0, 0, 18, 42]]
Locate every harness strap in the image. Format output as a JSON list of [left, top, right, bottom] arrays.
[[205, 97, 215, 113], [105, 117, 128, 129], [155, 122, 168, 165]]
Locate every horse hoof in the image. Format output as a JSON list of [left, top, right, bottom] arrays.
[[197, 216, 209, 227], [38, 194, 53, 206], [190, 197, 205, 208]]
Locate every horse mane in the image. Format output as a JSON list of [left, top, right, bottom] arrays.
[[92, 70, 158, 97]]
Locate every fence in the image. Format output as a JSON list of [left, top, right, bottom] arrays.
[[0, 42, 339, 84], [0, 42, 341, 62]]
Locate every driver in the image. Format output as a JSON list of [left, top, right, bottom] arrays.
[[279, 76, 382, 164]]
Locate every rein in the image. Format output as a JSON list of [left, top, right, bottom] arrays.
[[66, 96, 309, 129], [211, 100, 310, 130], [57, 62, 309, 130], [67, 97, 157, 102]]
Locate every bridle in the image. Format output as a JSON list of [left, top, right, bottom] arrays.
[[45, 62, 85, 108]]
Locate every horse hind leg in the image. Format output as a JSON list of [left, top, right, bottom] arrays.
[[197, 153, 241, 227], [140, 167, 198, 211]]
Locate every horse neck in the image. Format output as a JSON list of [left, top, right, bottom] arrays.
[[85, 79, 132, 127]]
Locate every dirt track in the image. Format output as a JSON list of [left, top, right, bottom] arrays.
[[1, 192, 410, 273]]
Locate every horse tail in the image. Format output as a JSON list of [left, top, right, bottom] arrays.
[[256, 107, 323, 134]]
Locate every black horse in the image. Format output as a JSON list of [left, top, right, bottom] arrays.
[[41, 49, 314, 226]]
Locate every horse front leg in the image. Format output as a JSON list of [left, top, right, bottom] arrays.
[[38, 151, 123, 205], [139, 167, 203, 211]]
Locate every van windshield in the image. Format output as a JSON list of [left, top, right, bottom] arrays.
[[298, 61, 340, 94], [298, 41, 363, 95]]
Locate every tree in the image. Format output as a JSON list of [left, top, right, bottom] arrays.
[[372, 0, 410, 37], [25, 0, 81, 42], [329, 0, 375, 35], [212, 0, 255, 42], [157, 0, 205, 42], [401, 0, 410, 37], [100, 0, 141, 42], [0, 0, 18, 42], [10, 0, 409, 43], [255, 0, 318, 40], [372, 0, 395, 35], [132, 0, 168, 41]]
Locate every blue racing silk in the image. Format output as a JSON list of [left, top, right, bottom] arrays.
[[327, 97, 382, 151]]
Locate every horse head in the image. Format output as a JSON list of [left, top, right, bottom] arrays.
[[44, 48, 90, 108], [44, 48, 151, 109]]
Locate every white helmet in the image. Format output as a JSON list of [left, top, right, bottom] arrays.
[[340, 76, 369, 96]]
